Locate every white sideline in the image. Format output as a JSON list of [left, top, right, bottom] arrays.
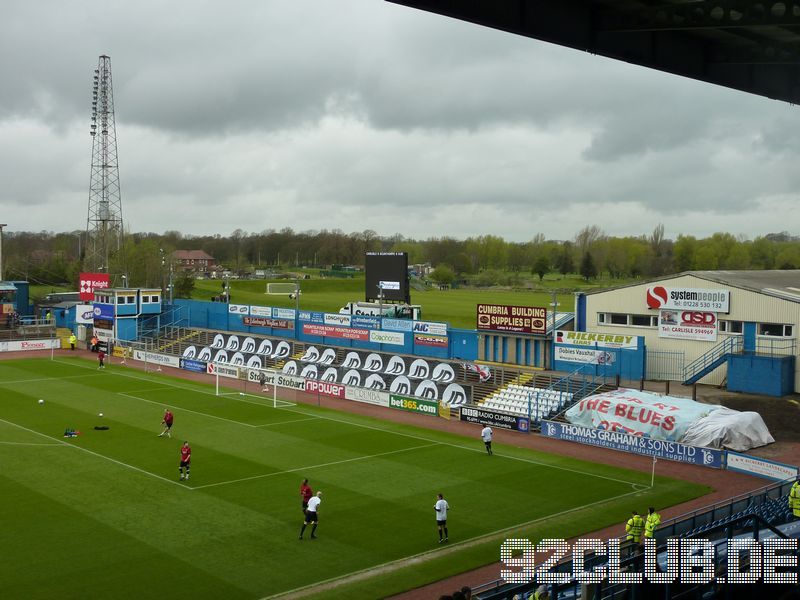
[[0, 373, 102, 385], [252, 417, 320, 428], [0, 417, 187, 489], [51, 358, 646, 488], [193, 442, 440, 490], [0, 440, 64, 446]]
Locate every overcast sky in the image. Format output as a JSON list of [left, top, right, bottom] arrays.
[[2, 0, 798, 243]]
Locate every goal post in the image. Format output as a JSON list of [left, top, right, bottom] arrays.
[[213, 363, 295, 408], [265, 282, 299, 296]]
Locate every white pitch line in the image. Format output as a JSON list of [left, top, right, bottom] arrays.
[[252, 417, 320, 428], [193, 442, 441, 490], [0, 373, 101, 385], [52, 358, 645, 488], [0, 440, 64, 446], [263, 486, 645, 600], [0, 417, 187, 489], [117, 392, 259, 428]]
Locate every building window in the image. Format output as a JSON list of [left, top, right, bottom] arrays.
[[598, 313, 606, 324], [719, 320, 743, 334], [141, 296, 150, 303], [759, 323, 793, 337], [630, 314, 656, 327], [609, 313, 628, 325], [151, 295, 160, 303]]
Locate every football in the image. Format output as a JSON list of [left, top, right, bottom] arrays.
[[98, 412, 104, 417], [38, 399, 44, 405]]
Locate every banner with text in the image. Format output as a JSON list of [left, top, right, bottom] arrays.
[[389, 394, 438, 416], [659, 310, 718, 342], [459, 405, 530, 432], [476, 304, 546, 334], [555, 330, 639, 349], [542, 420, 724, 468]]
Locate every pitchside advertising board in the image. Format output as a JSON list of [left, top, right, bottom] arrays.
[[245, 369, 306, 391], [476, 304, 547, 335], [542, 420, 725, 468], [460, 406, 530, 432], [388, 394, 438, 416], [659, 309, 718, 342], [726, 452, 798, 481], [646, 285, 730, 313]]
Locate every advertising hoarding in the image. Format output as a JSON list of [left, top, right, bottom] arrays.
[[476, 304, 547, 334]]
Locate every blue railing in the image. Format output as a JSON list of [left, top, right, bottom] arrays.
[[682, 335, 743, 383]]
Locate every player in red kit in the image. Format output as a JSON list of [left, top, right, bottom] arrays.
[[159, 409, 174, 438], [300, 478, 313, 514], [179, 441, 191, 481], [97, 349, 106, 369]]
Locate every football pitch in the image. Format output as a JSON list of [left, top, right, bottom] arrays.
[[0, 357, 708, 599]]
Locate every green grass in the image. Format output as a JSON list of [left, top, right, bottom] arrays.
[[194, 278, 578, 329], [0, 357, 708, 599]]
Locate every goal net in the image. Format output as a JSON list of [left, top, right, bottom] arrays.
[[212, 363, 296, 408], [265, 282, 299, 296]]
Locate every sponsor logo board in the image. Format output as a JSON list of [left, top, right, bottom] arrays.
[[79, 272, 110, 301], [726, 452, 798, 480], [303, 323, 369, 341], [206, 363, 240, 379], [324, 313, 352, 327], [249, 305, 272, 317], [1, 339, 61, 352], [93, 303, 115, 320], [555, 330, 638, 349], [180, 358, 207, 373], [476, 304, 547, 334], [554, 346, 616, 365], [459, 405, 530, 431], [379, 280, 400, 290], [345, 386, 390, 407], [273, 308, 296, 320], [246, 369, 306, 390], [305, 380, 345, 398], [412, 321, 448, 336], [75, 304, 95, 324], [382, 318, 412, 332], [659, 310, 718, 342], [299, 311, 324, 323], [646, 286, 730, 312], [228, 304, 249, 315], [541, 420, 724, 468], [369, 330, 405, 346], [243, 316, 294, 329], [388, 394, 438, 416], [133, 351, 180, 368], [414, 334, 448, 348], [351, 315, 380, 329]]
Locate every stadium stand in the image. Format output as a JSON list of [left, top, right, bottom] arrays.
[[473, 479, 800, 600]]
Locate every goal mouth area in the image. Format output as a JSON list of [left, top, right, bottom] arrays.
[[265, 283, 300, 296]]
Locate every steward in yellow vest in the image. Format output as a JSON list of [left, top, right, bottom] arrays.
[[644, 507, 661, 539], [626, 510, 644, 543]]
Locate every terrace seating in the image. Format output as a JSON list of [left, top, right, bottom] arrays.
[[479, 384, 574, 421]]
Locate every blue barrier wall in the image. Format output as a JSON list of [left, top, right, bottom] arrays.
[[552, 340, 646, 380], [173, 299, 480, 361], [728, 353, 795, 397]]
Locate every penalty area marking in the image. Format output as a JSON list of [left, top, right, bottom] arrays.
[[0, 416, 187, 489], [192, 442, 440, 490], [263, 486, 645, 600]]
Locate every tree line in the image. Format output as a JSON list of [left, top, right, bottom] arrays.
[[4, 226, 799, 290]]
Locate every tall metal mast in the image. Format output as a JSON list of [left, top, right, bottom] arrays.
[[85, 55, 123, 273]]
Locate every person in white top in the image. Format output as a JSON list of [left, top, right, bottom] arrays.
[[300, 491, 322, 540], [481, 425, 493, 455], [434, 493, 449, 543]]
